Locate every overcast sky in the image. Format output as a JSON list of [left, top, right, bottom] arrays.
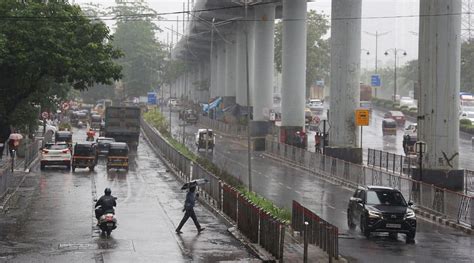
[[75, 0, 420, 70]]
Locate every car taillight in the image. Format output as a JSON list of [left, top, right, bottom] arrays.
[[62, 149, 70, 154], [105, 215, 114, 221], [42, 150, 49, 154]]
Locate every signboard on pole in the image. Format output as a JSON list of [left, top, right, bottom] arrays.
[[355, 109, 370, 126], [147, 92, 157, 105], [41, 111, 49, 119], [371, 74, 381, 87]]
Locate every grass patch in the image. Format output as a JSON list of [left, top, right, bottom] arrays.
[[144, 109, 291, 222]]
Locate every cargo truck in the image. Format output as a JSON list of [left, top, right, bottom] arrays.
[[104, 106, 141, 149]]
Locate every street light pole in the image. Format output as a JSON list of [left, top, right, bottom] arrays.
[[385, 48, 407, 102], [364, 31, 390, 98], [244, 0, 252, 192]]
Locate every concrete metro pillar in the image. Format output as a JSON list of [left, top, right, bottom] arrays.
[[416, 0, 463, 190], [280, 0, 307, 146], [252, 5, 274, 122], [326, 0, 362, 164], [236, 23, 247, 106], [215, 42, 226, 97], [210, 40, 218, 99], [224, 33, 237, 107]]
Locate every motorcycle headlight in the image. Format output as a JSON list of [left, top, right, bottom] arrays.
[[368, 210, 382, 218], [405, 209, 416, 219]]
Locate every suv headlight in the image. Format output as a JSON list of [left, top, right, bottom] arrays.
[[405, 209, 416, 219], [368, 210, 382, 218]]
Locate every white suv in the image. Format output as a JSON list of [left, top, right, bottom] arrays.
[[40, 143, 72, 170]]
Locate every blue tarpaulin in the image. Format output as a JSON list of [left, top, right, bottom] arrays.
[[202, 97, 222, 112]]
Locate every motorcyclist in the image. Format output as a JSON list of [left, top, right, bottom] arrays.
[[95, 188, 116, 223], [86, 128, 95, 141]]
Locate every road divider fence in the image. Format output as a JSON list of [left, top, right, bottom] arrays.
[[266, 139, 473, 229], [142, 118, 286, 259], [292, 201, 339, 260], [222, 182, 285, 259]]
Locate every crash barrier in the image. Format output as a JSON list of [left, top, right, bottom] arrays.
[[292, 201, 339, 260], [266, 139, 473, 229], [222, 183, 285, 259], [141, 118, 191, 182], [198, 116, 247, 137], [367, 148, 417, 176], [141, 118, 286, 259]]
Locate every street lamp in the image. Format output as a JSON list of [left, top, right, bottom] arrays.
[[415, 141, 427, 182], [384, 48, 407, 102]]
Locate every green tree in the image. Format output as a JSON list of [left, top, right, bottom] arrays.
[[109, 1, 166, 98], [274, 10, 330, 96], [0, 0, 122, 134]]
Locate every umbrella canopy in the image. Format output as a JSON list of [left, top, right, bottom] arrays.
[[9, 133, 23, 140], [181, 178, 209, 190]]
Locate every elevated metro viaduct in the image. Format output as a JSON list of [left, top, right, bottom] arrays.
[[170, 0, 463, 190]]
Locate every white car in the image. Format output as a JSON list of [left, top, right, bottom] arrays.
[[400, 97, 415, 107], [404, 123, 417, 136], [40, 143, 71, 170]]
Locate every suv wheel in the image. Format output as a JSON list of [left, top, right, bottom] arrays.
[[347, 210, 356, 230], [406, 231, 416, 243], [361, 216, 371, 238]]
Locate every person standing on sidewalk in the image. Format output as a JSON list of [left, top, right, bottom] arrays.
[[175, 186, 205, 234]]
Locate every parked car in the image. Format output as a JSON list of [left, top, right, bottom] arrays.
[[347, 186, 416, 243], [106, 142, 129, 170], [72, 142, 98, 172], [96, 137, 115, 156], [384, 111, 406, 127], [40, 142, 72, 170]]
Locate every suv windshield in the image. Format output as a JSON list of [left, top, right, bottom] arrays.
[[366, 190, 407, 206], [74, 145, 94, 156], [109, 148, 128, 156], [46, 144, 68, 150]]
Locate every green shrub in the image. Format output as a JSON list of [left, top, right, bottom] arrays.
[[58, 123, 72, 131], [384, 101, 394, 108], [393, 105, 401, 110], [460, 119, 472, 126], [408, 107, 417, 113], [400, 105, 409, 111]]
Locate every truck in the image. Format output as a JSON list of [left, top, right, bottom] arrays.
[[104, 106, 141, 149]]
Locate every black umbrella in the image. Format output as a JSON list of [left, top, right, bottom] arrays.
[[181, 179, 209, 190]]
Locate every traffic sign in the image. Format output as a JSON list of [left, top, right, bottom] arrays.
[[371, 74, 381, 87], [147, 92, 157, 105], [62, 102, 69, 110], [41, 111, 49, 119], [313, 116, 320, 124], [355, 109, 370, 126]]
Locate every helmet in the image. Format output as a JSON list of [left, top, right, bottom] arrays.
[[104, 188, 112, 195]]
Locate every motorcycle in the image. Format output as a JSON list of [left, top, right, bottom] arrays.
[[95, 206, 117, 236]]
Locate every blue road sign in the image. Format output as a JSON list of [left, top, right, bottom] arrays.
[[371, 75, 381, 87], [147, 92, 157, 105]]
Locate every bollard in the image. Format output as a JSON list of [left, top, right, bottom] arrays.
[[303, 221, 309, 263], [279, 224, 285, 261], [327, 226, 332, 263]]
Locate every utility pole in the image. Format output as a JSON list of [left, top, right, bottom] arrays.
[[384, 48, 407, 102], [244, 0, 252, 192], [364, 31, 390, 98]]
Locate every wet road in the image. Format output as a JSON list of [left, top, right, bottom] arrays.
[[166, 109, 474, 263], [0, 127, 256, 262]]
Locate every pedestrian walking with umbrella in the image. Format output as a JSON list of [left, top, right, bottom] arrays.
[[175, 179, 208, 234]]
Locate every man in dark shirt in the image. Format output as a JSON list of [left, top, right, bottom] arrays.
[[176, 186, 205, 234], [95, 188, 116, 222]]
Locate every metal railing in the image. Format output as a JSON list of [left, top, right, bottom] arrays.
[[266, 139, 473, 229], [292, 201, 339, 261], [198, 116, 247, 137], [0, 163, 13, 199], [222, 182, 286, 259], [367, 148, 417, 176], [142, 118, 287, 259]]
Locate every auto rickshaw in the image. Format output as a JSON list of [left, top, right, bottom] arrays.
[[382, 119, 397, 136], [90, 114, 102, 131], [195, 129, 214, 151], [55, 131, 73, 148], [106, 142, 129, 170], [403, 134, 417, 156], [72, 142, 98, 172]]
